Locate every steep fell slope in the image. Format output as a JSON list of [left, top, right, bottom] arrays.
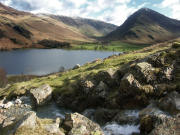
[[105, 8, 180, 44]]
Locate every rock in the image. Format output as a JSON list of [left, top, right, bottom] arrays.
[[149, 113, 180, 135], [120, 73, 142, 94], [44, 123, 64, 135], [147, 53, 165, 67], [134, 62, 156, 83], [63, 113, 104, 135], [93, 81, 108, 98], [1, 116, 16, 128], [95, 69, 116, 87], [158, 91, 180, 114], [0, 113, 7, 126], [3, 101, 14, 109], [113, 110, 139, 125], [154, 83, 176, 96], [163, 65, 174, 81], [73, 64, 80, 69], [15, 99, 22, 105], [15, 111, 37, 130], [30, 84, 53, 106], [93, 108, 118, 125], [80, 80, 95, 94], [139, 103, 170, 134]]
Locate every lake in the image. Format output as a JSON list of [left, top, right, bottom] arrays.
[[0, 49, 119, 75]]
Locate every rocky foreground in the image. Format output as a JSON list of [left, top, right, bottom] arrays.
[[0, 41, 180, 135]]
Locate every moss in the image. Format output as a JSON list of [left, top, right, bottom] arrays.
[[172, 42, 180, 49]]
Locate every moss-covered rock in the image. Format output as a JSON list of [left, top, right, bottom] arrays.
[[63, 113, 104, 135]]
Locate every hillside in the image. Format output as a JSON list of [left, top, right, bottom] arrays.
[[0, 3, 116, 50], [47, 15, 117, 37], [1, 39, 180, 135], [105, 8, 180, 44]]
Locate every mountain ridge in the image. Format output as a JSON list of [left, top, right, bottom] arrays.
[[104, 8, 180, 44], [0, 3, 116, 50]]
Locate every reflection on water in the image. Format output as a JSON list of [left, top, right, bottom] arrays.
[[0, 49, 119, 75]]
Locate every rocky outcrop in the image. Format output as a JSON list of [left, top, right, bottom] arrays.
[[30, 84, 53, 106], [63, 113, 104, 135]]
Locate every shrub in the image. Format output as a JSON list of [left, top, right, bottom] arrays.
[[38, 39, 71, 48], [0, 68, 8, 88]]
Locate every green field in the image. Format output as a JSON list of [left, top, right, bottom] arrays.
[[70, 41, 149, 52]]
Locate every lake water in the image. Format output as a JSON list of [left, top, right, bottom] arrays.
[[0, 49, 119, 75]]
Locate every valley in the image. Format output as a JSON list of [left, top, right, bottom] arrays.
[[0, 2, 180, 135]]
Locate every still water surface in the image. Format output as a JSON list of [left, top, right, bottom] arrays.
[[0, 49, 119, 75]]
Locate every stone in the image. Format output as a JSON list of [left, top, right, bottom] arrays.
[[2, 117, 16, 128], [93, 81, 108, 98], [93, 108, 118, 125], [149, 114, 180, 135], [80, 80, 95, 94], [134, 62, 156, 83], [95, 69, 116, 86], [158, 91, 180, 114], [139, 103, 170, 134], [63, 113, 104, 135], [73, 64, 81, 69], [15, 99, 22, 104], [120, 73, 142, 94], [0, 114, 7, 126], [15, 111, 37, 130], [44, 123, 64, 135], [3, 101, 14, 109], [113, 111, 139, 125], [30, 84, 53, 106]]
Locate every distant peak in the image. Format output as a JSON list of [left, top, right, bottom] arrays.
[[138, 8, 152, 12]]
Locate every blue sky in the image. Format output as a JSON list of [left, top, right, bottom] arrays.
[[0, 0, 180, 25]]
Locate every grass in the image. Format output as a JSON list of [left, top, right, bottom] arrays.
[[70, 41, 149, 52], [0, 41, 171, 98]]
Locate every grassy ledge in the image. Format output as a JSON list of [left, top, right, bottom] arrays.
[[69, 41, 149, 52]]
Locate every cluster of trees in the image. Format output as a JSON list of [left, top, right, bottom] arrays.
[[38, 39, 71, 48]]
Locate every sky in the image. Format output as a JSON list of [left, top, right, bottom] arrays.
[[0, 0, 180, 25]]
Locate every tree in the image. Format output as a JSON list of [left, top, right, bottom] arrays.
[[0, 68, 8, 88]]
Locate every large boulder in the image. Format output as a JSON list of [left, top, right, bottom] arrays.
[[63, 113, 104, 135], [16, 111, 37, 130], [95, 69, 116, 87], [1, 111, 37, 135], [158, 91, 180, 114], [133, 62, 156, 84], [149, 114, 180, 135], [30, 84, 53, 106], [147, 53, 165, 67], [139, 103, 171, 134]]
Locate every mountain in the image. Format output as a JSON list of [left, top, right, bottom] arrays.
[[104, 8, 180, 44], [48, 15, 117, 37], [0, 3, 116, 50]]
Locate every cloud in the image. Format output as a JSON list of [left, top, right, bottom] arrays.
[[161, 0, 180, 19], [0, 0, 146, 25]]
